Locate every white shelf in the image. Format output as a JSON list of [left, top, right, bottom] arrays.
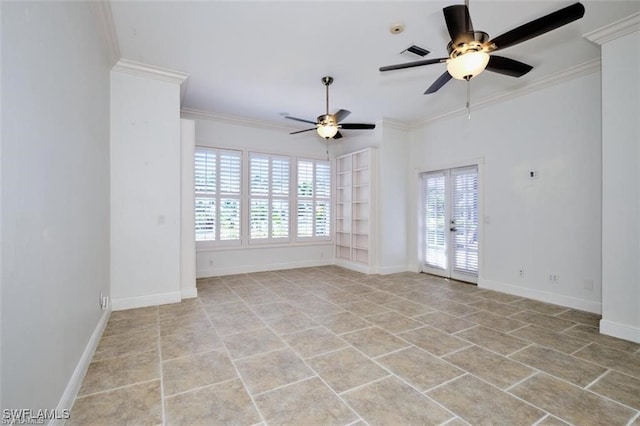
[[335, 148, 376, 273]]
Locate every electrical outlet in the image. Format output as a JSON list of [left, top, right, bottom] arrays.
[[548, 274, 559, 284], [519, 269, 525, 278]]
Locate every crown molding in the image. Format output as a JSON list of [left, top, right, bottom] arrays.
[[112, 59, 189, 85], [411, 58, 601, 127], [90, 1, 120, 67], [379, 117, 410, 131], [584, 12, 640, 45], [181, 108, 296, 131]]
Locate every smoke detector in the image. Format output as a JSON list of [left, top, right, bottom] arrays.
[[389, 23, 405, 34]]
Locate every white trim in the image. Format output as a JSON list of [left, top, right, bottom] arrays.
[[89, 1, 120, 67], [197, 259, 333, 278], [599, 319, 640, 344], [380, 117, 410, 132], [182, 107, 297, 132], [112, 59, 189, 86], [479, 278, 601, 314], [335, 259, 377, 275], [378, 265, 412, 275], [111, 291, 182, 311], [584, 12, 640, 45], [51, 309, 111, 426], [181, 287, 198, 299], [411, 59, 601, 127]]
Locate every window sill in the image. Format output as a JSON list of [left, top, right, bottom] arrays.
[[196, 240, 333, 253]]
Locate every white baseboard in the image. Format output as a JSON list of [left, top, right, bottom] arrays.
[[334, 259, 376, 275], [378, 265, 413, 275], [181, 287, 198, 299], [111, 291, 182, 311], [479, 278, 602, 314], [196, 259, 333, 278], [52, 308, 111, 425], [600, 319, 640, 343]]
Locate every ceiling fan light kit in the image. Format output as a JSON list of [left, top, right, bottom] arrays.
[[447, 51, 490, 80]]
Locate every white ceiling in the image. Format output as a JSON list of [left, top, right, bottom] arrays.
[[109, 1, 639, 130]]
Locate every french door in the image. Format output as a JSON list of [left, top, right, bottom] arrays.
[[422, 165, 479, 283]]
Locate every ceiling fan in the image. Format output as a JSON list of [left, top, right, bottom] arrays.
[[285, 76, 376, 140], [379, 2, 585, 94]]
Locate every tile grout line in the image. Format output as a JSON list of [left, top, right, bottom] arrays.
[[156, 309, 167, 425], [240, 294, 365, 424], [202, 297, 268, 426], [73, 378, 161, 399], [627, 410, 640, 426], [584, 369, 611, 389]]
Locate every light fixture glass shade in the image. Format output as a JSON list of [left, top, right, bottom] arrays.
[[317, 124, 339, 139], [446, 51, 490, 80]]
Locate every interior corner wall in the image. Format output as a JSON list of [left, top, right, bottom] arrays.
[[409, 72, 603, 313], [110, 71, 182, 309], [1, 1, 110, 411], [600, 29, 640, 343]]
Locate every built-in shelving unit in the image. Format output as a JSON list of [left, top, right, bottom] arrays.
[[335, 148, 376, 273]]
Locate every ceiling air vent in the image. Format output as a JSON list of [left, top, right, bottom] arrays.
[[401, 45, 430, 57]]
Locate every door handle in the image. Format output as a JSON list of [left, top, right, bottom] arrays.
[[450, 227, 457, 232]]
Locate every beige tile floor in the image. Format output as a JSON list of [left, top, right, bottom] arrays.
[[69, 266, 640, 425]]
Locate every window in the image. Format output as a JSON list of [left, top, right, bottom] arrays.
[[195, 147, 241, 244], [297, 159, 331, 240], [194, 147, 331, 247], [250, 153, 290, 242]]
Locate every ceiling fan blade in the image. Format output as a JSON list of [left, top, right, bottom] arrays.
[[285, 116, 317, 125], [290, 128, 317, 135], [333, 131, 343, 140], [424, 72, 453, 94], [379, 58, 447, 72], [489, 2, 585, 52], [486, 55, 533, 77], [334, 109, 351, 122], [340, 123, 376, 130], [443, 4, 474, 45]]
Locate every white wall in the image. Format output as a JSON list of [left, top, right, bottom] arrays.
[[598, 28, 640, 342], [409, 72, 603, 313], [1, 1, 110, 411], [110, 69, 184, 309], [185, 114, 334, 277], [378, 125, 411, 274]]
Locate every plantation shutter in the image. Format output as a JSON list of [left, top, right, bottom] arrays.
[[423, 171, 447, 269], [451, 166, 479, 275]]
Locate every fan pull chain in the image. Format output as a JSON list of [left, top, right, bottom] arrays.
[[466, 79, 471, 120]]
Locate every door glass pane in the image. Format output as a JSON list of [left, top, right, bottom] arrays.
[[423, 172, 447, 269]]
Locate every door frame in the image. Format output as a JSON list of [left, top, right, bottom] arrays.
[[416, 158, 484, 284]]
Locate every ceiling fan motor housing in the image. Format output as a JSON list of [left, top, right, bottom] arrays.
[[317, 114, 337, 127], [447, 31, 490, 57]]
